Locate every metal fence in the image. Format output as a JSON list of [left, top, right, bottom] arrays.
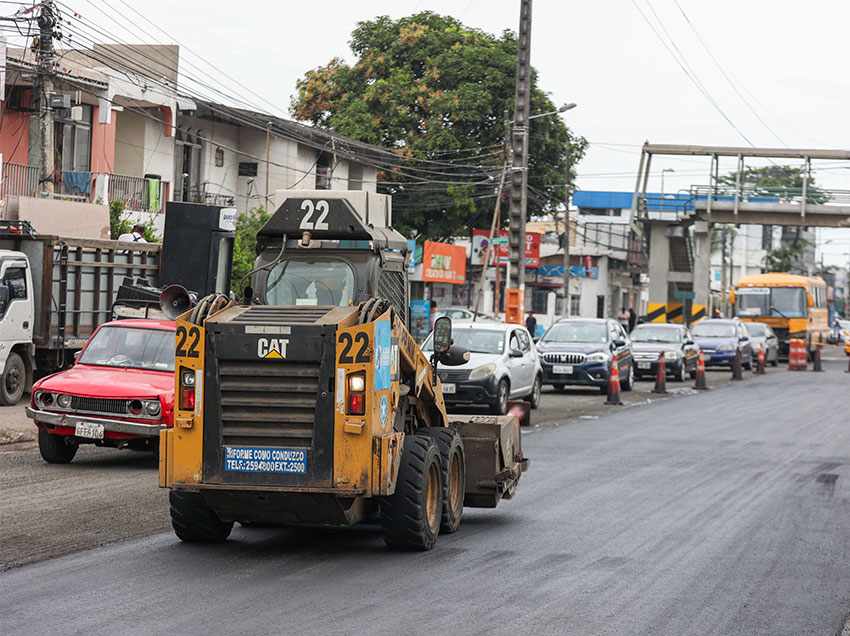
[[1, 163, 40, 199], [108, 174, 164, 213]]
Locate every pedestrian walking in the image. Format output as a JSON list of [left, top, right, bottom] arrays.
[[525, 310, 537, 337], [627, 308, 637, 333]]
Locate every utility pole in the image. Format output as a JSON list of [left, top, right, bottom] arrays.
[[264, 122, 272, 208], [562, 155, 571, 317], [506, 0, 532, 324], [34, 0, 56, 195]]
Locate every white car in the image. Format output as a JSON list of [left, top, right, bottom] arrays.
[[423, 321, 542, 414]]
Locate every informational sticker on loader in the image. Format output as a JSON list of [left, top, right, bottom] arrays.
[[223, 447, 307, 474], [374, 319, 392, 390], [257, 337, 289, 359]]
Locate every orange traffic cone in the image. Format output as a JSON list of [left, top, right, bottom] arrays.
[[694, 351, 709, 390], [652, 352, 667, 394], [605, 360, 623, 405], [756, 346, 766, 375]]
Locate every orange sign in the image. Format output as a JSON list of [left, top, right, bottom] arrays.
[[422, 241, 466, 284]]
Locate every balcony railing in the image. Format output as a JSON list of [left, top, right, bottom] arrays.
[[108, 174, 164, 213], [1, 163, 40, 199]]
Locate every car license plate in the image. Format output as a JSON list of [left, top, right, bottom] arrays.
[[75, 421, 104, 440], [638, 362, 651, 370], [553, 365, 573, 375], [223, 447, 307, 474], [442, 383, 456, 394]]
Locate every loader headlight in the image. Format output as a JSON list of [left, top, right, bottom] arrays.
[[586, 351, 610, 363], [180, 369, 195, 387], [468, 363, 496, 381], [347, 372, 366, 416], [348, 373, 366, 393]]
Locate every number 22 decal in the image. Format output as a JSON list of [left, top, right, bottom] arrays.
[[338, 331, 370, 364], [299, 200, 329, 231], [176, 325, 201, 358]]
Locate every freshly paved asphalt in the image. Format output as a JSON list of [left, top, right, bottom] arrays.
[[2, 362, 850, 635]]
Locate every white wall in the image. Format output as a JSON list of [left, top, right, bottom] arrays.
[[575, 256, 611, 318], [113, 110, 145, 177], [141, 115, 175, 187]]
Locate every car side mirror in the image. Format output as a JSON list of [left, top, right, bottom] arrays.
[[437, 345, 470, 367], [685, 339, 695, 346], [73, 351, 82, 364], [433, 316, 452, 354], [532, 336, 540, 344], [509, 347, 523, 358], [613, 338, 626, 348], [739, 336, 748, 342]]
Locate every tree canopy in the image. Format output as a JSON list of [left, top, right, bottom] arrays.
[[291, 12, 586, 240], [718, 165, 826, 204]]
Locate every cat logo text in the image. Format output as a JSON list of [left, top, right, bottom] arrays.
[[257, 338, 289, 360]]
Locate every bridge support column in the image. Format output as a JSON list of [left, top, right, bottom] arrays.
[[691, 220, 711, 322], [647, 222, 670, 322]]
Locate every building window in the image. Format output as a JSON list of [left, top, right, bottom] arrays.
[[762, 225, 773, 251], [316, 152, 333, 190], [570, 295, 580, 316], [214, 147, 224, 167], [54, 103, 92, 174], [348, 163, 364, 191], [175, 130, 203, 202]]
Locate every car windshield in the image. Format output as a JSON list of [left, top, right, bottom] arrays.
[[266, 259, 355, 307], [423, 328, 504, 354], [692, 322, 736, 338], [745, 323, 767, 336], [80, 326, 174, 371], [542, 322, 608, 344], [736, 287, 807, 318], [631, 325, 681, 343]]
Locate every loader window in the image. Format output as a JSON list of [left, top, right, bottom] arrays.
[[266, 259, 355, 307]]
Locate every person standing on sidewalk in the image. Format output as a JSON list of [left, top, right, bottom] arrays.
[[525, 310, 537, 338]]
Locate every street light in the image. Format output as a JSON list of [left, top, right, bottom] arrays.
[[528, 102, 577, 121]]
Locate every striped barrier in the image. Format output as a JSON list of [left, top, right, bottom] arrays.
[[646, 303, 666, 323]]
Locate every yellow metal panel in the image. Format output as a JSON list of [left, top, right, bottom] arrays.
[[165, 318, 206, 487], [333, 321, 374, 492], [690, 304, 706, 322], [667, 303, 684, 324]]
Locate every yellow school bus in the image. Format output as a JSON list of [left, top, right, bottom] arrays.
[[732, 273, 829, 357]]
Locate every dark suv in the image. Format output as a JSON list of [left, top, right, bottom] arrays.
[[536, 318, 634, 394]]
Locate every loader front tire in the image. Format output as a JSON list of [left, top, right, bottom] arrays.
[[423, 427, 465, 534], [169, 490, 233, 543], [381, 434, 443, 551]]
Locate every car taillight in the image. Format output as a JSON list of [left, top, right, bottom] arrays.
[[347, 372, 366, 416], [179, 366, 197, 411]]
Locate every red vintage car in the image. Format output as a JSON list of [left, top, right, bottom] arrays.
[[26, 319, 176, 464]]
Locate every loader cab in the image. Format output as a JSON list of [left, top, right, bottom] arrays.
[[251, 193, 409, 323]]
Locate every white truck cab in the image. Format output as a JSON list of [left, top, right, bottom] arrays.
[[0, 249, 34, 404]]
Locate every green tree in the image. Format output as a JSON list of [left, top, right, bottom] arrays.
[[291, 12, 586, 240], [763, 238, 811, 272], [108, 200, 159, 242], [718, 165, 827, 204], [230, 207, 270, 293]]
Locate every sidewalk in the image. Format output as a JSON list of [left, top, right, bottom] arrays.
[[0, 403, 35, 445]]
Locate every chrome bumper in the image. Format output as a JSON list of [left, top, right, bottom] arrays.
[[26, 407, 167, 438]]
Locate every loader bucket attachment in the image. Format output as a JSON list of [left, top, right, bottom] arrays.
[[447, 414, 528, 508]]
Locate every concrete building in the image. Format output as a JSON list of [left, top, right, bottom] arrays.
[[0, 42, 381, 238]]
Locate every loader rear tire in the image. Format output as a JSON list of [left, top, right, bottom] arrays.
[[423, 428, 465, 534], [381, 434, 443, 551], [169, 490, 233, 543]]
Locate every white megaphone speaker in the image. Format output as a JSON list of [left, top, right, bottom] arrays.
[[159, 284, 197, 319]]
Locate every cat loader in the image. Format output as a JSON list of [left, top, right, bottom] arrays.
[[159, 191, 528, 550]]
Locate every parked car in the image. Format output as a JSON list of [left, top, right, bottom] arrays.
[[26, 319, 176, 464], [691, 318, 753, 369], [743, 322, 779, 367], [536, 318, 634, 394], [433, 306, 496, 322], [422, 321, 542, 414], [630, 323, 700, 382]]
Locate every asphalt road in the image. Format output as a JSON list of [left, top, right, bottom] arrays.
[[3, 361, 849, 635]]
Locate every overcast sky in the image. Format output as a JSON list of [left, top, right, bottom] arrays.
[[54, 0, 850, 264]]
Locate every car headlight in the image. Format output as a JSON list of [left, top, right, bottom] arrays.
[[144, 400, 162, 417], [36, 391, 54, 407], [469, 363, 496, 381], [56, 394, 72, 409], [718, 343, 735, 351], [586, 351, 610, 363], [664, 351, 679, 360]]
